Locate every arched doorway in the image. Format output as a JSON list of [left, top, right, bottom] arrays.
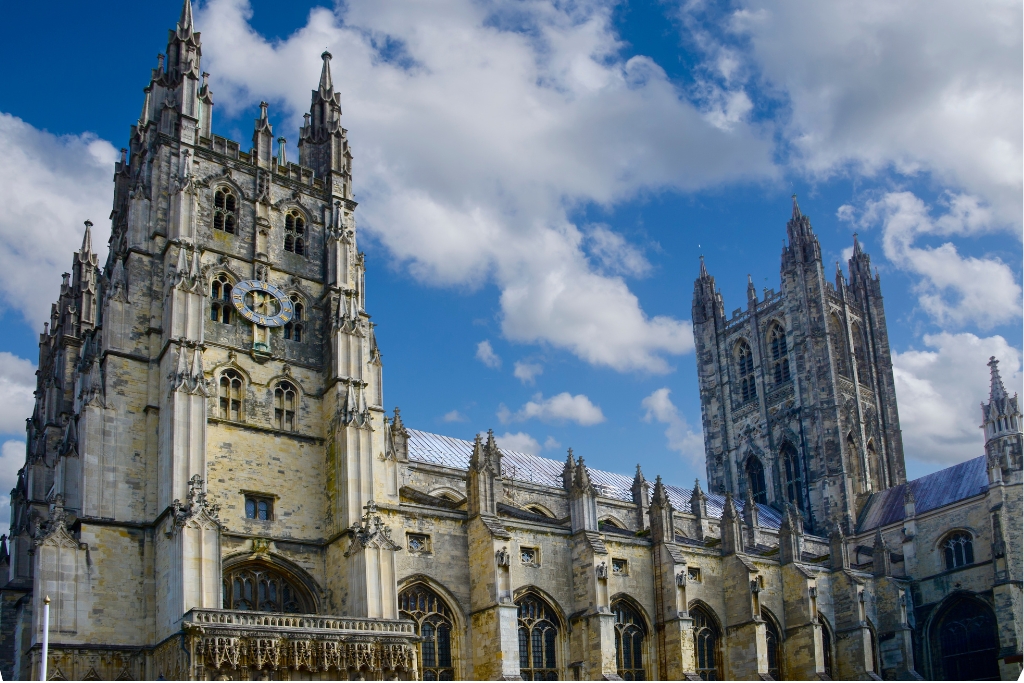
[[399, 583, 458, 680], [612, 599, 649, 680], [516, 591, 562, 680], [933, 597, 999, 680], [691, 603, 722, 680]]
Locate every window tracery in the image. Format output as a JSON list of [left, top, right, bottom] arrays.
[[768, 323, 791, 384], [219, 369, 244, 421], [213, 188, 237, 234], [284, 211, 306, 257], [736, 340, 756, 404], [612, 600, 647, 680], [942, 532, 975, 570], [222, 563, 310, 613], [210, 274, 233, 324], [781, 442, 805, 513], [691, 604, 721, 681], [283, 295, 304, 342], [745, 456, 767, 505], [829, 314, 850, 377], [399, 584, 456, 681], [763, 611, 782, 680], [274, 381, 297, 431], [516, 593, 559, 680], [852, 322, 870, 383]]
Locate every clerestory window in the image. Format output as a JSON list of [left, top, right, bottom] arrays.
[[942, 532, 975, 570]]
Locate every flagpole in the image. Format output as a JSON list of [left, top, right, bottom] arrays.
[[39, 596, 49, 682]]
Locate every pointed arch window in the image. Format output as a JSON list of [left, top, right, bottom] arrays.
[[763, 611, 783, 680], [210, 274, 234, 324], [780, 442, 805, 513], [274, 381, 297, 431], [283, 295, 304, 342], [852, 322, 870, 383], [213, 188, 237, 234], [222, 563, 312, 613], [829, 314, 850, 377], [516, 593, 560, 680], [745, 456, 767, 505], [819, 614, 835, 679], [768, 323, 791, 384], [612, 600, 647, 680], [935, 598, 999, 680], [942, 532, 975, 570], [691, 604, 722, 681], [735, 340, 756, 403], [399, 584, 456, 681], [284, 211, 306, 257], [219, 369, 244, 421]]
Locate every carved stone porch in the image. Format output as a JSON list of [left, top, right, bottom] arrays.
[[181, 609, 419, 681]]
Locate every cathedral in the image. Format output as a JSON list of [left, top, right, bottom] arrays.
[[0, 2, 1020, 680]]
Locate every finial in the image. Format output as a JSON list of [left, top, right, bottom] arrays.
[[81, 220, 93, 252], [791, 193, 801, 218], [178, 0, 195, 34], [319, 50, 334, 91], [157, 53, 165, 71], [699, 254, 709, 278], [988, 356, 1008, 402]]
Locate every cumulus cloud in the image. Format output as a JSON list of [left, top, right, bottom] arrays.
[[0, 114, 117, 326], [513, 361, 543, 386], [194, 0, 773, 372], [893, 332, 1022, 466], [496, 431, 542, 455], [0, 440, 25, 527], [727, 0, 1023, 224], [586, 224, 651, 277], [641, 388, 705, 464], [858, 191, 1021, 328], [476, 340, 502, 369], [442, 410, 467, 423], [498, 392, 605, 426], [0, 352, 36, 436]]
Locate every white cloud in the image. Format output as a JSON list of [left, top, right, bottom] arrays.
[[0, 114, 117, 326], [586, 224, 651, 277], [496, 431, 541, 455], [513, 361, 543, 386], [442, 410, 467, 423], [860, 191, 1021, 328], [641, 388, 705, 465], [476, 340, 502, 369], [893, 332, 1022, 466], [543, 436, 562, 451], [0, 440, 25, 527], [195, 0, 774, 372], [499, 392, 605, 426], [0, 352, 36, 436], [728, 0, 1023, 224]]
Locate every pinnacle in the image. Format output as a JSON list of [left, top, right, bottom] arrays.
[[81, 220, 93, 253], [177, 0, 195, 37], [319, 50, 334, 93], [988, 356, 1008, 401], [791, 193, 801, 219]]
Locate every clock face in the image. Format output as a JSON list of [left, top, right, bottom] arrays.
[[231, 280, 294, 328]]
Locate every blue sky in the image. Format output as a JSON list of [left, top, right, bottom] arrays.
[[0, 0, 1019, 520]]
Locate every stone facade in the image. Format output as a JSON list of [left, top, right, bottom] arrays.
[[0, 2, 1020, 680]]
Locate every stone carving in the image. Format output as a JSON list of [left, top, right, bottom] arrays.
[[495, 546, 510, 567], [676, 570, 687, 586], [171, 475, 220, 527], [595, 562, 608, 580], [347, 501, 400, 553]]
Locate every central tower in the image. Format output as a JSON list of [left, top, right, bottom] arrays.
[[692, 198, 906, 533]]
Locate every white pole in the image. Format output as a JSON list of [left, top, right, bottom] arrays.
[[39, 596, 49, 682]]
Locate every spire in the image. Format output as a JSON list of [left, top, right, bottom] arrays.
[[852, 232, 863, 256], [791, 193, 801, 219], [699, 254, 709, 279], [81, 220, 93, 254], [319, 50, 334, 94], [177, 0, 195, 38], [988, 356, 1008, 402]]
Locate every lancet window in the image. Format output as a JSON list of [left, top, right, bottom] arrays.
[[852, 322, 870, 383], [612, 600, 647, 680], [222, 563, 310, 613], [210, 274, 233, 323], [942, 532, 975, 570], [219, 369, 244, 421], [213, 188, 237, 234], [745, 456, 767, 505], [763, 611, 783, 680], [781, 442, 805, 513], [819, 614, 835, 679], [768, 323, 791, 384], [829, 314, 850, 377], [274, 381, 297, 431], [691, 604, 721, 681], [399, 584, 456, 681], [735, 340, 756, 403], [283, 295, 304, 341], [516, 593, 560, 680], [284, 211, 306, 257]]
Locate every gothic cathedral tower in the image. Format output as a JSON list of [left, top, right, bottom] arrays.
[[692, 198, 906, 534]]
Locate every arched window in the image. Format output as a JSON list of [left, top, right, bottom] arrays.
[[283, 295, 304, 342], [612, 600, 647, 680], [935, 598, 999, 680], [735, 340, 756, 404], [219, 369, 244, 421], [399, 584, 456, 681], [942, 532, 975, 570], [780, 442, 805, 513], [829, 314, 849, 377], [768, 323, 791, 384], [222, 562, 313, 613], [819, 614, 834, 679], [516, 593, 560, 680], [852, 323, 870, 383], [274, 381, 297, 431], [525, 505, 554, 518], [763, 610, 783, 680], [213, 188, 237, 234], [745, 456, 767, 504], [210, 274, 233, 324], [691, 604, 721, 681], [284, 211, 306, 257]]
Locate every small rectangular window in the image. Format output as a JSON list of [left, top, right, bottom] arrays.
[[407, 533, 431, 554], [244, 495, 274, 521], [688, 566, 702, 583], [520, 546, 540, 566], [612, 558, 628, 576]]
